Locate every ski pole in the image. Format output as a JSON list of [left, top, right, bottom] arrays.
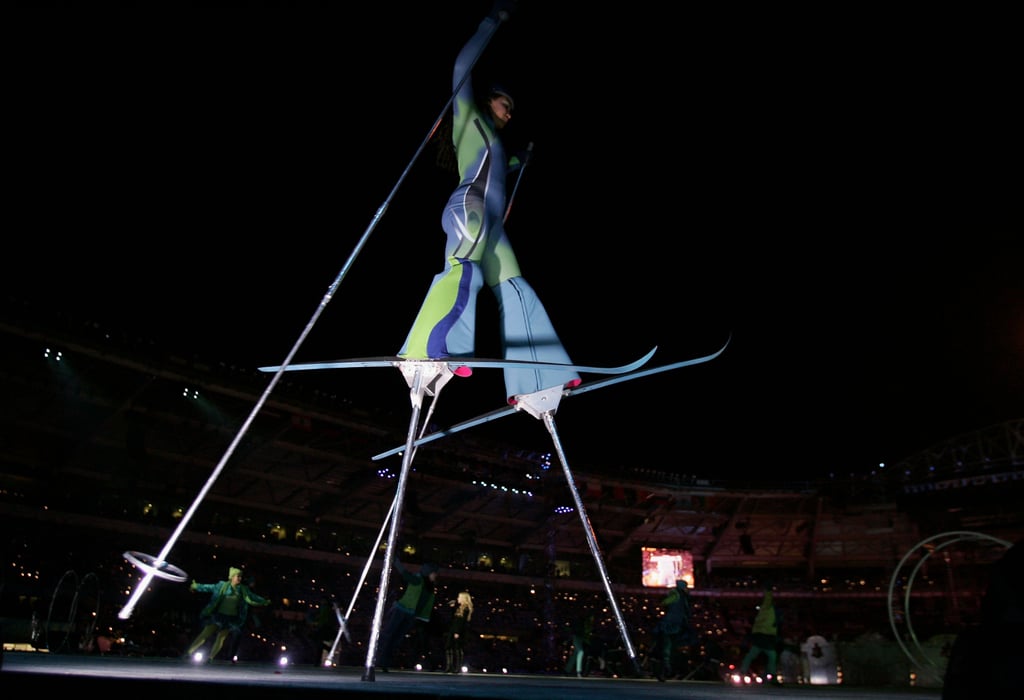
[[116, 15, 508, 622], [504, 141, 533, 223]]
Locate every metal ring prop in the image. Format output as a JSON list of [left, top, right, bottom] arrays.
[[122, 551, 189, 583]]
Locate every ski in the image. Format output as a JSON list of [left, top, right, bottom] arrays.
[[371, 335, 731, 460], [259, 346, 657, 376]]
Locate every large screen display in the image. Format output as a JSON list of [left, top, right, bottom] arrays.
[[641, 547, 694, 589]]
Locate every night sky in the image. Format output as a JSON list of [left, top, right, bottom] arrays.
[[7, 2, 1020, 481]]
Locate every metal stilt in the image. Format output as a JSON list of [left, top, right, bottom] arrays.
[[361, 362, 454, 681], [327, 360, 455, 668], [513, 391, 643, 677]]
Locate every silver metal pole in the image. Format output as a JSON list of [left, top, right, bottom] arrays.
[[543, 411, 642, 675], [116, 13, 505, 622]]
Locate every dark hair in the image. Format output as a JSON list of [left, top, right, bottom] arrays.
[[431, 109, 458, 175], [487, 83, 515, 110], [431, 84, 515, 175]]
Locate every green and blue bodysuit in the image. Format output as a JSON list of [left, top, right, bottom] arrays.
[[399, 16, 580, 404]]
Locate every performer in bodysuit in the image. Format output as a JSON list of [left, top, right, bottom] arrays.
[[398, 1, 580, 405]]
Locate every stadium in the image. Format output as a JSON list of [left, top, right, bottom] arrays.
[[1, 300, 1020, 698]]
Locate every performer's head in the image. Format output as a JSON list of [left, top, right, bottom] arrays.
[[228, 567, 243, 582], [486, 84, 514, 130]]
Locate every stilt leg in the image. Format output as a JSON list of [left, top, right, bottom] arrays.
[[540, 409, 643, 677], [362, 362, 453, 682]]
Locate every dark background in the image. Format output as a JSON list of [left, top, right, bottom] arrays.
[[7, 1, 1020, 480]]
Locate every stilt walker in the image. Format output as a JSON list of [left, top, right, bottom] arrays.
[[333, 1, 720, 679], [117, 2, 725, 682], [365, 2, 646, 678]]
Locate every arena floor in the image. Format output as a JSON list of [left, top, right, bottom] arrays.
[[2, 651, 944, 700]]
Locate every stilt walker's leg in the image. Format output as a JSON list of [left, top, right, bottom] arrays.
[[362, 362, 453, 682], [330, 388, 446, 668], [538, 408, 643, 677]]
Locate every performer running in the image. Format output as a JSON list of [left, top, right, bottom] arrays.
[[184, 566, 270, 663], [398, 0, 581, 405]]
